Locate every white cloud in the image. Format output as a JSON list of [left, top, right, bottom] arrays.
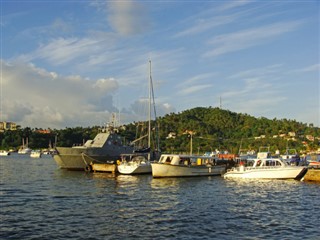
[[174, 16, 236, 38], [217, 0, 253, 12], [1, 60, 120, 128], [292, 64, 320, 73], [204, 20, 304, 57], [178, 84, 214, 96]]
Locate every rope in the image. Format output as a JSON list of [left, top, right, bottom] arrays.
[[81, 152, 106, 164]]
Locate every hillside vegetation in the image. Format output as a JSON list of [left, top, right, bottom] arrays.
[[123, 107, 319, 154], [1, 107, 319, 155]]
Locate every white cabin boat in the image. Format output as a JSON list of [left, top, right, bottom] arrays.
[[224, 157, 307, 180], [151, 154, 227, 178], [117, 153, 151, 174]]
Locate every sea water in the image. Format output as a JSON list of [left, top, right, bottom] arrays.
[[0, 153, 319, 240]]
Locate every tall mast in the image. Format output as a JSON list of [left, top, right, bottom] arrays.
[[148, 60, 152, 149]]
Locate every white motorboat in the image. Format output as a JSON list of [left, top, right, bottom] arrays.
[[30, 150, 42, 158], [117, 153, 151, 174], [224, 157, 307, 180], [151, 154, 227, 178], [0, 150, 10, 156]]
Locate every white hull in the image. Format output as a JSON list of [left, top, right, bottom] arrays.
[[18, 148, 32, 154], [224, 166, 306, 179], [30, 151, 42, 158], [118, 162, 152, 174], [0, 150, 10, 156], [151, 163, 225, 177]]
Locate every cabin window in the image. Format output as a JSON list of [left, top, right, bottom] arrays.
[[163, 156, 171, 164]]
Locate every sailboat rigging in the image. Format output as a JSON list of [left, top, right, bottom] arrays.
[[118, 60, 160, 174]]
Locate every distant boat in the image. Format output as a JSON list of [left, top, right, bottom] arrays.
[[224, 147, 307, 180], [0, 150, 10, 156], [151, 154, 227, 178], [30, 150, 42, 158], [280, 148, 300, 166], [305, 153, 320, 167], [53, 117, 134, 171], [18, 138, 32, 154]]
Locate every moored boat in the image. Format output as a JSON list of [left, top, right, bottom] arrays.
[[280, 148, 300, 166], [18, 138, 32, 154], [305, 153, 320, 167], [30, 150, 42, 158], [151, 154, 227, 178], [18, 147, 32, 154], [117, 153, 151, 174], [53, 126, 133, 170], [224, 157, 307, 180], [117, 61, 159, 175], [53, 121, 134, 171], [0, 150, 10, 156], [88, 161, 117, 173]]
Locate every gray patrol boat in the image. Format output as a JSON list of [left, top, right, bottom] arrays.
[[53, 124, 134, 170]]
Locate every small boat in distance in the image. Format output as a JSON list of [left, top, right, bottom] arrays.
[[151, 154, 227, 178], [18, 138, 32, 154], [0, 150, 10, 156], [280, 148, 300, 166], [30, 150, 42, 158]]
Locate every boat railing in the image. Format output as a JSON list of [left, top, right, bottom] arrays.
[[228, 165, 290, 172]]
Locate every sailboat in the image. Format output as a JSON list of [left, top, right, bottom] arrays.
[[117, 61, 159, 175], [18, 138, 32, 154]]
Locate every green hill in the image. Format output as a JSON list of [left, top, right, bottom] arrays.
[[1, 107, 319, 155], [123, 107, 319, 155]]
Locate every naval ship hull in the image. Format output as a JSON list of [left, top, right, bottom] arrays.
[[53, 146, 133, 170]]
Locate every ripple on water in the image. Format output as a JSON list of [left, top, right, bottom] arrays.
[[1, 156, 320, 239]]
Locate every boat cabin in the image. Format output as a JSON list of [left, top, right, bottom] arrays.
[[159, 154, 216, 166], [120, 153, 148, 163], [251, 158, 286, 168]]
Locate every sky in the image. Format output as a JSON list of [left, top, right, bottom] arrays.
[[0, 0, 319, 129]]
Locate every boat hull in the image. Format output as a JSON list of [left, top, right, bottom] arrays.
[[118, 162, 152, 175], [53, 146, 133, 170], [151, 163, 226, 178], [0, 151, 10, 156], [224, 166, 306, 179], [90, 163, 117, 173]]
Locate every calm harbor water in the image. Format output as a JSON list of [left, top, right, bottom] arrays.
[[1, 154, 319, 240]]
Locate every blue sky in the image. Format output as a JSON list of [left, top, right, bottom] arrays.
[[1, 0, 319, 129]]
